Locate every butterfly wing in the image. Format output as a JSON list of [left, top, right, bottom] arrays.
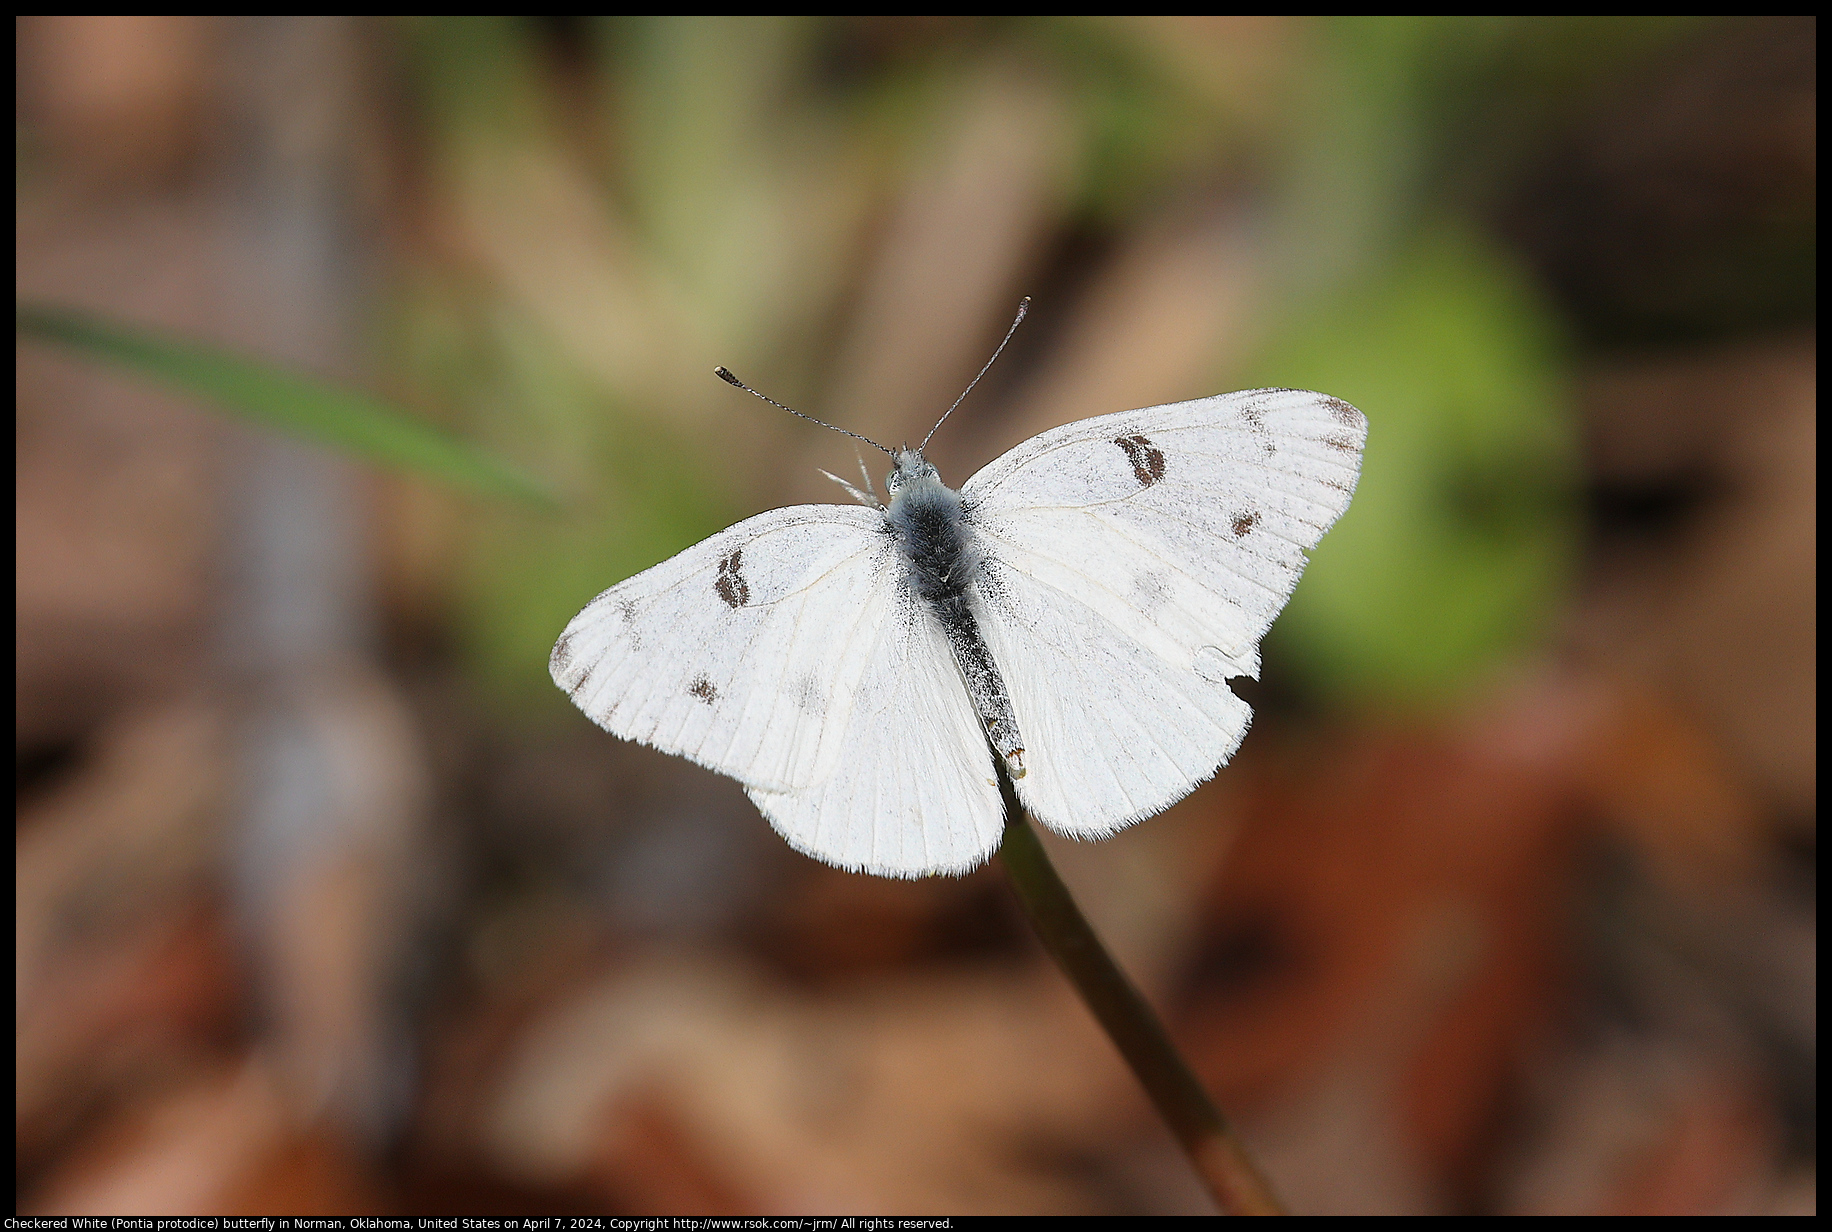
[[553, 505, 901, 794], [745, 583, 1004, 878], [553, 504, 1001, 876], [961, 388, 1367, 837]]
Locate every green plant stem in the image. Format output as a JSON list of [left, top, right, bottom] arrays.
[[996, 769, 1286, 1216]]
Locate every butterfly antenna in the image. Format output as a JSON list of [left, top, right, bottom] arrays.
[[715, 367, 894, 457], [919, 296, 1030, 452]]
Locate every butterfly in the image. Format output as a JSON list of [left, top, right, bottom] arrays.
[[552, 343, 1365, 878]]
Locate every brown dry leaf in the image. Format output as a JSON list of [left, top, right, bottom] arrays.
[[1500, 1036, 1782, 1216], [17, 701, 237, 1151], [1172, 667, 1802, 1212], [481, 951, 1147, 1213], [1230, 905, 1480, 1215], [746, 860, 1027, 985], [18, 16, 217, 186], [211, 1120, 393, 1218], [16, 895, 243, 1177], [17, 701, 232, 995], [1601, 1080, 1776, 1216], [1575, 332, 1816, 818], [1176, 727, 1572, 1106], [589, 1085, 764, 1215], [23, 1055, 388, 1217], [1171, 720, 1579, 1205], [1571, 683, 1766, 890]]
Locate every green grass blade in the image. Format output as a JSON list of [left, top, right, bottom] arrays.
[[17, 304, 558, 508]]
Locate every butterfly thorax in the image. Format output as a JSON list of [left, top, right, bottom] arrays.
[[884, 450, 980, 609]]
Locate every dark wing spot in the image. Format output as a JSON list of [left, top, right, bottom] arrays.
[[551, 631, 574, 674], [1230, 510, 1260, 538], [1113, 434, 1167, 487], [1138, 438, 1167, 484], [1323, 397, 1362, 427], [715, 549, 750, 608], [1239, 404, 1277, 456], [688, 676, 718, 705], [1323, 432, 1360, 454], [567, 660, 598, 698]]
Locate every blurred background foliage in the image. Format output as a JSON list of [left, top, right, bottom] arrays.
[[373, 16, 1707, 708], [15, 15, 1814, 1216], [16, 15, 1780, 708]]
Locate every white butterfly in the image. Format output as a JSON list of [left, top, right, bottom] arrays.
[[552, 381, 1365, 878]]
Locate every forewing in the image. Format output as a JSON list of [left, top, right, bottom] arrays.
[[962, 389, 1366, 836], [551, 505, 897, 794], [746, 588, 1003, 878]]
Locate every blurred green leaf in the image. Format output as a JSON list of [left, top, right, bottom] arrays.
[[1249, 228, 1581, 704], [16, 304, 557, 508], [391, 291, 733, 707]]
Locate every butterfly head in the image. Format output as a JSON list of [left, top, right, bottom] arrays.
[[884, 447, 941, 496]]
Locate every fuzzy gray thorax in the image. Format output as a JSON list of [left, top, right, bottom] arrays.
[[883, 448, 978, 608]]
